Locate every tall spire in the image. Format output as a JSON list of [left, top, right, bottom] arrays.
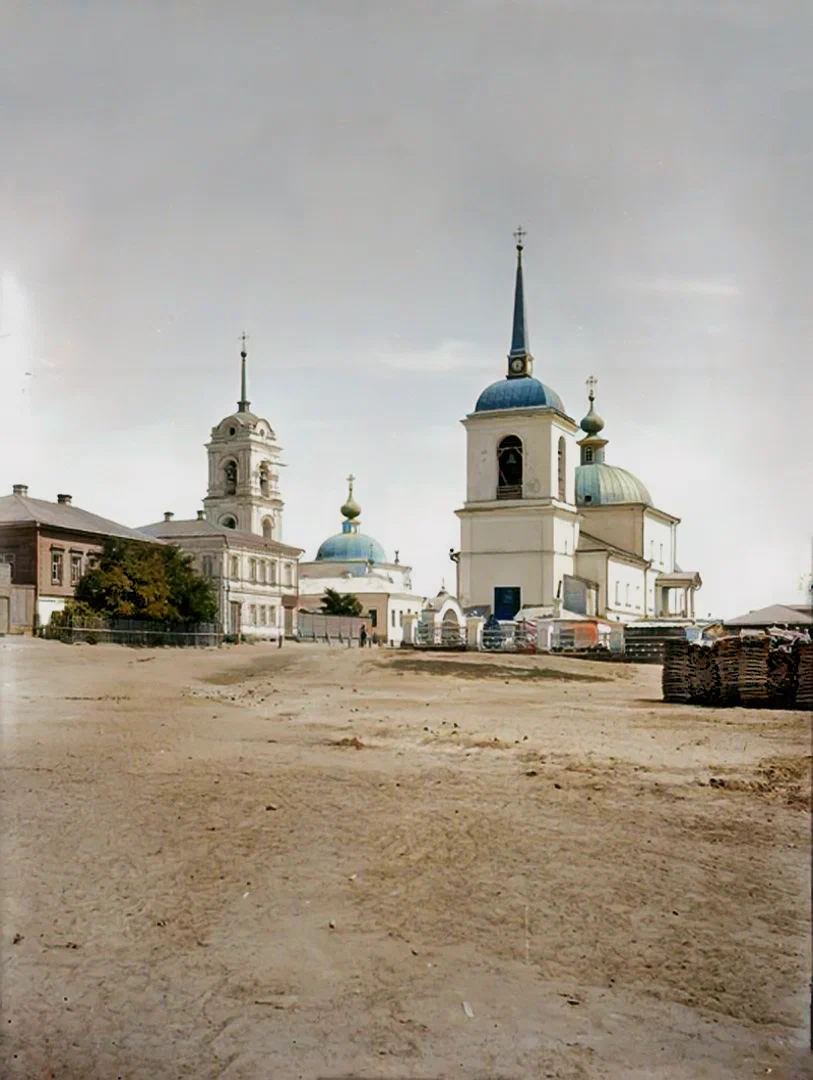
[[237, 332, 250, 413], [507, 227, 533, 379]]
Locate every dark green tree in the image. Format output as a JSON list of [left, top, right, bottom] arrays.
[[74, 538, 218, 622], [321, 587, 363, 617]]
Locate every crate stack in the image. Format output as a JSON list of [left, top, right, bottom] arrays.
[[766, 643, 797, 707], [737, 635, 771, 707], [689, 643, 721, 705], [797, 642, 813, 709], [661, 630, 812, 709], [662, 639, 691, 702], [716, 636, 741, 705]]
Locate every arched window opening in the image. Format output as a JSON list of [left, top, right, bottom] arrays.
[[557, 437, 566, 501], [584, 447, 593, 464], [262, 516, 274, 539], [259, 463, 270, 497], [497, 436, 523, 500], [221, 516, 237, 530], [223, 459, 237, 495]]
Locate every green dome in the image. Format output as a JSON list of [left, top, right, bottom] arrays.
[[576, 463, 651, 507]]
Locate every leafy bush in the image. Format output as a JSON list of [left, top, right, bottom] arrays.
[[73, 538, 217, 622]]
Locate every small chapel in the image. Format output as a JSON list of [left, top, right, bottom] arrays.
[[298, 475, 425, 645], [453, 231, 702, 624]]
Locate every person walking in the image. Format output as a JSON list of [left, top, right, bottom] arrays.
[[359, 625, 367, 649]]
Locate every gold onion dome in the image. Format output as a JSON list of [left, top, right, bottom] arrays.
[[340, 475, 361, 521]]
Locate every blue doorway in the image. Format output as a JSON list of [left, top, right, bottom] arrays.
[[494, 586, 521, 620]]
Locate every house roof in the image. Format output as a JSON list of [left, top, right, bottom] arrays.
[[577, 530, 649, 567], [138, 517, 303, 556], [0, 493, 159, 543], [724, 603, 813, 627]]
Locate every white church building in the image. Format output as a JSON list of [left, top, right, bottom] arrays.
[[454, 232, 701, 625], [140, 339, 303, 637]]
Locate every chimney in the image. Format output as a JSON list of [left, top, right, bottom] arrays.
[[57, 494, 72, 505], [164, 512, 174, 522], [197, 510, 205, 520], [12, 484, 28, 497]]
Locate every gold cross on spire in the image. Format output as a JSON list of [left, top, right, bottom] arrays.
[[513, 225, 526, 247], [586, 374, 598, 401]]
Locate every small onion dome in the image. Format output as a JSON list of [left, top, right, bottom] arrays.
[[579, 400, 605, 436], [341, 493, 361, 520]]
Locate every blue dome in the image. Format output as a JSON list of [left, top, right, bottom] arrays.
[[315, 530, 387, 564], [576, 463, 651, 507], [475, 376, 565, 414]]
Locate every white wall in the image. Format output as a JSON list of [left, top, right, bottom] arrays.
[[605, 558, 647, 622], [643, 513, 675, 573]]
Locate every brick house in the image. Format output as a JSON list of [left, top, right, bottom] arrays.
[[0, 485, 159, 632]]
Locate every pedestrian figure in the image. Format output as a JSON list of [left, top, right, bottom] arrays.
[[359, 625, 367, 649]]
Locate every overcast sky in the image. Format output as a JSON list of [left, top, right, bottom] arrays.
[[2, 1, 811, 617]]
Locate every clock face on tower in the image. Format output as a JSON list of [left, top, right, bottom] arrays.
[[509, 357, 526, 376]]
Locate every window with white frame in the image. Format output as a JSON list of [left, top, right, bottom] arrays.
[[259, 606, 266, 625], [659, 543, 664, 565], [259, 560, 266, 583], [249, 558, 257, 582], [284, 562, 292, 586], [230, 556, 239, 579], [250, 604, 257, 625], [625, 584, 630, 606], [70, 552, 83, 585], [614, 581, 620, 606], [270, 561, 277, 585], [51, 549, 64, 585]]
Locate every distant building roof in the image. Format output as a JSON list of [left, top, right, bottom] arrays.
[[138, 517, 302, 555], [0, 491, 158, 543], [724, 603, 813, 627]]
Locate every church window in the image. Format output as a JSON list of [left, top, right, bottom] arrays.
[[659, 543, 664, 564], [497, 435, 523, 499], [249, 558, 257, 582], [262, 517, 274, 539], [584, 447, 594, 464], [284, 563, 293, 586], [259, 560, 266, 583], [250, 605, 257, 625], [223, 460, 238, 495], [259, 606, 266, 626], [270, 561, 277, 585], [557, 437, 566, 501], [259, 463, 270, 497], [51, 550, 64, 585], [229, 427, 236, 436], [202, 556, 213, 578], [221, 515, 237, 530], [391, 609, 396, 628], [614, 581, 620, 606], [230, 556, 239, 580], [625, 584, 630, 606]]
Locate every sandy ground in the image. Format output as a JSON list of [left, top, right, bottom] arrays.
[[1, 637, 811, 1080]]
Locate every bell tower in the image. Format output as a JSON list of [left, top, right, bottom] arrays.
[[455, 231, 580, 616], [203, 335, 286, 539]]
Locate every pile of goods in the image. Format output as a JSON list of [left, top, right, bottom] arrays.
[[663, 630, 813, 709]]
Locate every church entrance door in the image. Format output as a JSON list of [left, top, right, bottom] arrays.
[[494, 587, 521, 620], [229, 601, 242, 636]]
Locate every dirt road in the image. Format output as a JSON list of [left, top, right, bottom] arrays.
[[1, 638, 811, 1079]]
